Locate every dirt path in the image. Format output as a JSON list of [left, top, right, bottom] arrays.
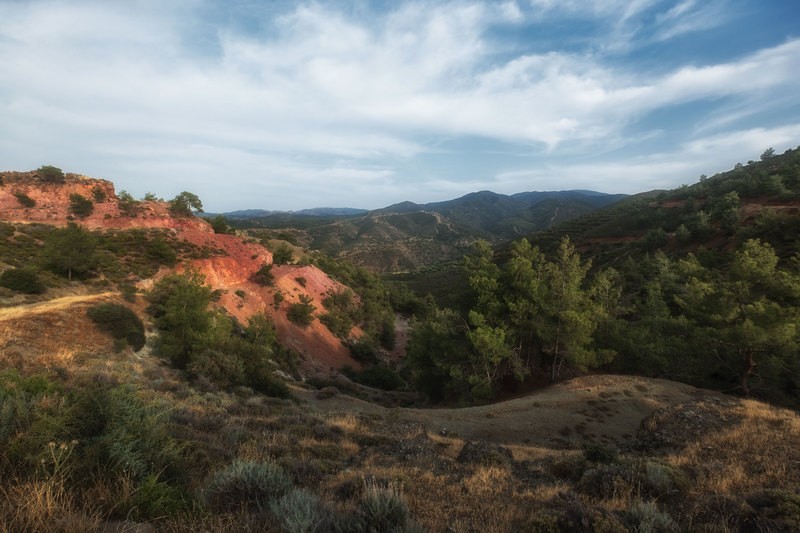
[[298, 374, 722, 450], [0, 292, 116, 321]]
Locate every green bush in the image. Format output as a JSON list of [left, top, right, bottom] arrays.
[[117, 190, 140, 217], [287, 296, 316, 327], [121, 474, 192, 521], [0, 268, 45, 294], [582, 442, 619, 464], [36, 165, 65, 183], [91, 186, 107, 202], [87, 302, 146, 351], [202, 461, 292, 512], [210, 215, 233, 234], [272, 243, 294, 264], [69, 193, 94, 218], [252, 263, 275, 286], [13, 191, 35, 207], [188, 348, 245, 389]]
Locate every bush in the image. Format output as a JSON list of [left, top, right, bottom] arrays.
[[91, 186, 107, 202], [0, 268, 45, 294], [582, 442, 619, 464], [348, 480, 417, 532], [69, 193, 94, 218], [272, 243, 294, 264], [13, 191, 35, 207], [287, 296, 315, 327], [273, 291, 285, 310], [36, 165, 64, 183], [252, 263, 274, 286], [624, 500, 677, 533], [87, 302, 146, 351], [210, 215, 233, 234], [117, 190, 140, 217], [270, 489, 329, 533], [202, 461, 292, 513]]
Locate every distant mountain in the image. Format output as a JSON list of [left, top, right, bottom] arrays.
[[235, 189, 628, 272], [218, 207, 367, 218]]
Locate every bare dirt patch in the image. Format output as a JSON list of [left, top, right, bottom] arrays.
[[296, 374, 722, 451]]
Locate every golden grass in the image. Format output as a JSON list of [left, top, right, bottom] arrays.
[[668, 399, 800, 495], [0, 477, 103, 533]]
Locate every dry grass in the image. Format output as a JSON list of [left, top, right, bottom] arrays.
[[0, 477, 104, 533], [669, 399, 800, 495]]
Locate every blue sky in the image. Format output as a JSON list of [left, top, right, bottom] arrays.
[[1, 0, 799, 211]]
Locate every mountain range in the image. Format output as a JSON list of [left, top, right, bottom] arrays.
[[228, 189, 628, 272]]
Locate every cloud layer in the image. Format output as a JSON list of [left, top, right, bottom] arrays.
[[0, 0, 798, 210]]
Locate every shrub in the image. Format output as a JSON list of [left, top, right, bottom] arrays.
[[69, 193, 94, 218], [188, 348, 245, 389], [252, 263, 275, 286], [273, 291, 285, 310], [270, 489, 329, 533], [91, 186, 106, 202], [0, 268, 45, 294], [272, 243, 294, 264], [348, 480, 417, 532], [210, 215, 233, 234], [202, 461, 292, 513], [582, 442, 619, 464], [348, 337, 379, 364], [36, 165, 65, 183], [287, 295, 315, 327], [87, 302, 146, 351], [13, 191, 35, 207], [295, 276, 307, 287], [624, 501, 677, 533], [117, 190, 140, 217]]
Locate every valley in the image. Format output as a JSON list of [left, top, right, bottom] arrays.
[[1, 150, 800, 531]]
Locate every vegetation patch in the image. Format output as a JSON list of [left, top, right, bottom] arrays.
[[87, 302, 146, 351], [0, 267, 46, 294]]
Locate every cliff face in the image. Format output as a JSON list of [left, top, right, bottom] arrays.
[[0, 171, 360, 375]]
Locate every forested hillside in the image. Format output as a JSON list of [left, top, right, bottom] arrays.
[[407, 147, 800, 407], [232, 190, 626, 273]]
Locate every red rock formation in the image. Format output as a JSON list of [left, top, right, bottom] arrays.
[[0, 171, 360, 375]]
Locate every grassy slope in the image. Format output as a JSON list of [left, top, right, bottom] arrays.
[[1, 294, 799, 531]]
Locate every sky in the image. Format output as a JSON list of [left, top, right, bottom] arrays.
[[1, 1, 799, 212]]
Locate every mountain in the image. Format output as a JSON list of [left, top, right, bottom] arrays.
[[235, 189, 627, 272], [218, 207, 367, 218]]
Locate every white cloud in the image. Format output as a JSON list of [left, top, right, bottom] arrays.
[[494, 124, 800, 194], [0, 1, 797, 210]]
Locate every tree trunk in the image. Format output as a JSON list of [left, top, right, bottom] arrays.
[[740, 348, 756, 396]]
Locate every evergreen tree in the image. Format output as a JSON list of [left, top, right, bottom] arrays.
[[42, 223, 97, 281], [537, 237, 609, 380], [147, 271, 214, 369]]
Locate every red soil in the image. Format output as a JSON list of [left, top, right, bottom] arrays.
[[0, 172, 360, 375]]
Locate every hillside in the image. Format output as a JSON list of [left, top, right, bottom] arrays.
[[520, 148, 800, 265], [231, 190, 626, 273], [2, 297, 799, 532], [1, 167, 799, 531], [0, 170, 361, 376]]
